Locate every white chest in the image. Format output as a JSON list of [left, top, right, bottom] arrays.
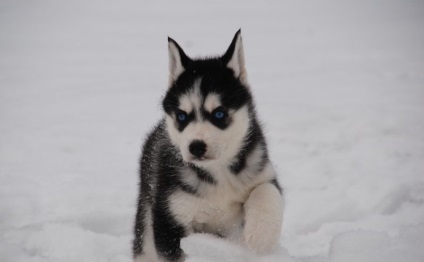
[[169, 167, 250, 235], [170, 192, 244, 236]]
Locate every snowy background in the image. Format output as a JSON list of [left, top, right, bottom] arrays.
[[1, 0, 424, 261]]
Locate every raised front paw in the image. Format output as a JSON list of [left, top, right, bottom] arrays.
[[243, 183, 284, 253]]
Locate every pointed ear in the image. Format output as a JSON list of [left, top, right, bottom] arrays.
[[168, 37, 191, 85], [222, 29, 248, 84]]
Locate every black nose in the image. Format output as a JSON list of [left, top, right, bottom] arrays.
[[189, 140, 207, 158]]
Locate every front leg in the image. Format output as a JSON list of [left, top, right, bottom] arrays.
[[243, 182, 284, 253], [153, 204, 186, 262]]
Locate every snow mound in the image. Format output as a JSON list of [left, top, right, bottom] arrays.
[[4, 224, 130, 262], [329, 225, 424, 262], [183, 234, 296, 262]]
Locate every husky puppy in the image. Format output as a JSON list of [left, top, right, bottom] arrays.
[[133, 30, 284, 262]]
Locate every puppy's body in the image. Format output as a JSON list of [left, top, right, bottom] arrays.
[[133, 30, 284, 262]]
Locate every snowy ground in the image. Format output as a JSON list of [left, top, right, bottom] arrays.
[[1, 0, 424, 261]]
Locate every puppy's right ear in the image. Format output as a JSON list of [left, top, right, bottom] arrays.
[[168, 37, 191, 85]]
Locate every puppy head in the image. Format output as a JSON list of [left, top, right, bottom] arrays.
[[163, 30, 253, 165]]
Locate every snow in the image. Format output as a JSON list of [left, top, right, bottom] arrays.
[[1, 0, 424, 261], [329, 225, 424, 262]]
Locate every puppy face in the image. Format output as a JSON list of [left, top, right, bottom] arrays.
[[164, 79, 250, 164], [163, 30, 252, 165]]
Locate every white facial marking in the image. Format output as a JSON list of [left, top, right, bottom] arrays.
[[204, 93, 222, 112], [179, 78, 202, 117], [179, 95, 193, 114]]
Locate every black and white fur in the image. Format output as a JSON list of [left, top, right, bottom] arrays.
[[133, 30, 284, 262]]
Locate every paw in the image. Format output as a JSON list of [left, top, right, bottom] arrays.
[[134, 251, 186, 262], [243, 183, 284, 253], [161, 249, 186, 262], [134, 254, 158, 262], [243, 214, 282, 253]]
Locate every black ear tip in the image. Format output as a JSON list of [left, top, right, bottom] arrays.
[[168, 37, 181, 50], [232, 29, 242, 42]]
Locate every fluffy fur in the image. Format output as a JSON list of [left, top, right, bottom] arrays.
[[133, 30, 284, 262]]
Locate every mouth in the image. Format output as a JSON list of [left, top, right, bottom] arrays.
[[188, 155, 215, 162]]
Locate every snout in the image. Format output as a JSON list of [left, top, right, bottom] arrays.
[[189, 140, 207, 159]]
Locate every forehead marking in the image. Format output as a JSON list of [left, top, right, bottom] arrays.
[[204, 93, 222, 112], [179, 78, 202, 118]]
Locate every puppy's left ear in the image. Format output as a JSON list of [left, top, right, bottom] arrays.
[[168, 37, 191, 86], [222, 29, 248, 84]]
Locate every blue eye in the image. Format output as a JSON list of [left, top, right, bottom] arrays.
[[178, 113, 187, 121], [214, 111, 225, 119]]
